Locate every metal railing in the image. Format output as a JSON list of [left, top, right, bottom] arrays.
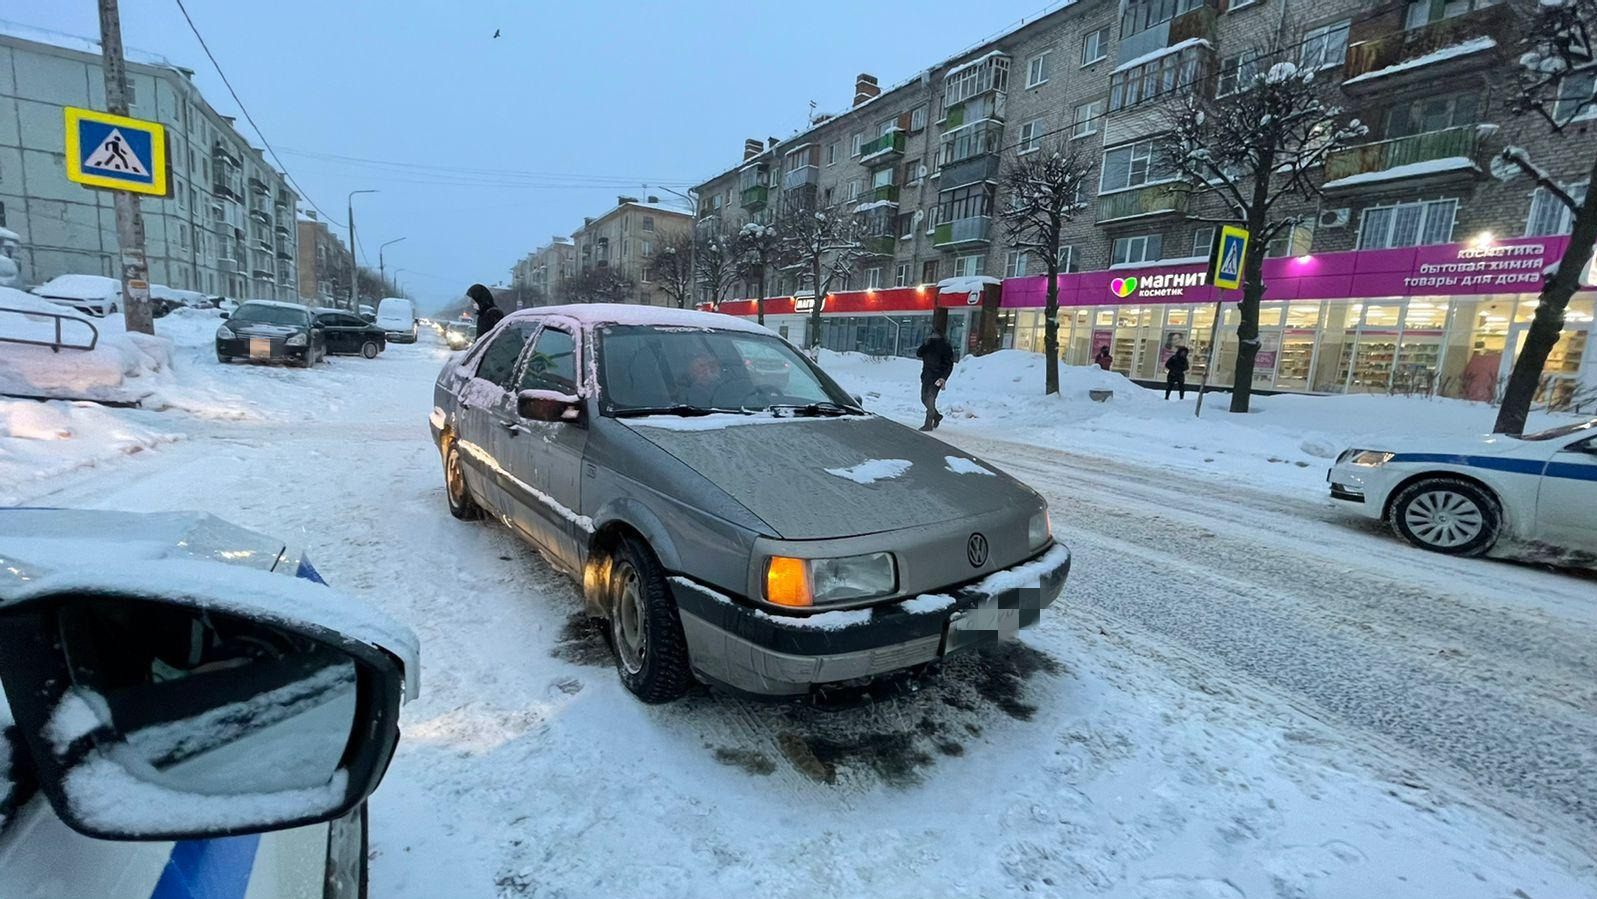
[[1344, 4, 1510, 82], [0, 305, 99, 353], [1095, 182, 1188, 223], [1322, 125, 1480, 183], [859, 130, 906, 159], [740, 184, 769, 207]]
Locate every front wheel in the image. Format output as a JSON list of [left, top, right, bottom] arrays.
[[361, 340, 380, 359], [443, 441, 483, 521], [1391, 477, 1500, 556], [608, 536, 693, 703]]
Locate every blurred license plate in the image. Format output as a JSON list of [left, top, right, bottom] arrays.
[[249, 338, 270, 358], [942, 595, 1021, 655]]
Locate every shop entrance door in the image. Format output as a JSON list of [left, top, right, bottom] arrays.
[[1502, 321, 1592, 408]]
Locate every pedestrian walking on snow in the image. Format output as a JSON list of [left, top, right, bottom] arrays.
[[468, 283, 503, 336], [915, 329, 954, 432], [1095, 346, 1113, 371], [1164, 346, 1190, 400]]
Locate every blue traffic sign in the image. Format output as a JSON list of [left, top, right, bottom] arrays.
[[63, 106, 168, 196]]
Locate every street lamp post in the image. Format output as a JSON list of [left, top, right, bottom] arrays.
[[347, 189, 377, 310], [379, 237, 406, 296]]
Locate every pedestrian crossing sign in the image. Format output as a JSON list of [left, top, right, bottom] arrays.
[[1209, 224, 1249, 291], [64, 106, 168, 196]]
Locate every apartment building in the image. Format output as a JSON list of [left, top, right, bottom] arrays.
[[0, 21, 299, 301], [509, 236, 575, 307], [694, 0, 1596, 403], [570, 197, 692, 306], [296, 214, 353, 304]]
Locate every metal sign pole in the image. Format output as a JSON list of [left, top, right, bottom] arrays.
[[97, 0, 153, 335], [1194, 297, 1224, 418]]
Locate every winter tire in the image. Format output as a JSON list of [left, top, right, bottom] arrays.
[[361, 340, 380, 359], [1391, 477, 1500, 557], [608, 536, 693, 704], [443, 441, 483, 521]]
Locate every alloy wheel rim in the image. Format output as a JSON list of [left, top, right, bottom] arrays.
[[613, 563, 646, 675], [1404, 490, 1484, 548], [446, 448, 465, 504]]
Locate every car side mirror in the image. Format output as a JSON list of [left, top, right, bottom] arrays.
[[518, 389, 582, 423], [852, 394, 865, 407], [218, 311, 229, 319], [0, 562, 418, 842]]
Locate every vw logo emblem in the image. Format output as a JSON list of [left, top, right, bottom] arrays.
[[966, 532, 989, 568]]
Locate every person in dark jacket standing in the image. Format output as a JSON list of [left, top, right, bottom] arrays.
[[1095, 346, 1113, 371], [1164, 345, 1190, 399], [915, 329, 955, 431], [468, 283, 504, 337]]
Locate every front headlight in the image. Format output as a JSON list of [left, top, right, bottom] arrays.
[[216, 325, 235, 339], [765, 552, 897, 607], [1349, 450, 1394, 467], [285, 332, 308, 347], [1028, 510, 1051, 550]]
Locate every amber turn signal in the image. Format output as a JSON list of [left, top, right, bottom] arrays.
[[764, 556, 812, 607]]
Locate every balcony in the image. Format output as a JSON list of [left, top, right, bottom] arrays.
[[783, 164, 819, 191], [1096, 182, 1188, 224], [217, 257, 239, 273], [212, 142, 241, 167], [863, 235, 897, 256], [1169, 3, 1217, 45], [933, 215, 992, 248], [277, 248, 292, 260], [212, 180, 243, 203], [871, 184, 900, 204], [1343, 4, 1510, 87], [275, 223, 290, 237], [1322, 126, 1482, 189], [249, 207, 271, 224], [740, 184, 769, 209], [939, 154, 1000, 190], [859, 130, 905, 162]]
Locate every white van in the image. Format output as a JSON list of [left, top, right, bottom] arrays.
[[375, 297, 417, 344]]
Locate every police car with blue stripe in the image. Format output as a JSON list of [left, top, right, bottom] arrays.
[[0, 510, 418, 898], [1328, 419, 1597, 557]]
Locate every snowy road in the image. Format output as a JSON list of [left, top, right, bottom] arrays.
[[13, 330, 1596, 897]]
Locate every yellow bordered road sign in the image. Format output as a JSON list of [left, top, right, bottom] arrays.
[[64, 106, 168, 196], [1209, 224, 1250, 291]]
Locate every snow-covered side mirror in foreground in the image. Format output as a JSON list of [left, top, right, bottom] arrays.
[[0, 561, 417, 842]]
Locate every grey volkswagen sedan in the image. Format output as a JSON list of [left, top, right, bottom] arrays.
[[429, 304, 1069, 702]]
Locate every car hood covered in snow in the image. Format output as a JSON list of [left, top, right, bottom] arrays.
[[0, 509, 287, 588], [620, 414, 1036, 539], [1364, 432, 1538, 458]]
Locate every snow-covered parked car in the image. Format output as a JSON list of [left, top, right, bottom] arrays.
[[1328, 419, 1597, 556], [31, 274, 122, 317], [0, 509, 418, 897], [430, 304, 1070, 702]]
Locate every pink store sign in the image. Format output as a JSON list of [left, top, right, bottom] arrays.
[[1000, 236, 1593, 309]]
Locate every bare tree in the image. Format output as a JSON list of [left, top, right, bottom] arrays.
[[1162, 49, 1367, 413], [733, 221, 782, 326], [999, 140, 1094, 395], [560, 266, 633, 305], [1487, 0, 1597, 434], [774, 191, 867, 347], [693, 217, 740, 310], [644, 231, 695, 309]]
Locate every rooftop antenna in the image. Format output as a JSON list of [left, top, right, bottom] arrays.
[[808, 99, 817, 124]]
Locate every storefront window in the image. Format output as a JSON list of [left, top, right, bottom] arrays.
[[1067, 309, 1092, 364], [1362, 303, 1401, 327], [1404, 299, 1448, 329], [1258, 303, 1285, 327], [1166, 307, 1190, 326], [1285, 301, 1322, 329]]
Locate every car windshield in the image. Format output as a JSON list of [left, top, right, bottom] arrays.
[[232, 304, 308, 327], [1516, 419, 1597, 441], [596, 324, 856, 415]]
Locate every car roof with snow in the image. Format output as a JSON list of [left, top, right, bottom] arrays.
[[236, 298, 311, 311], [506, 303, 771, 335], [31, 274, 120, 298]]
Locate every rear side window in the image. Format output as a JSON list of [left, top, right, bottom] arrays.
[[474, 323, 534, 387], [519, 327, 578, 393]]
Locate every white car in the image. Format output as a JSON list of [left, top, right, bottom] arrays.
[[0, 509, 419, 898], [31, 273, 123, 317], [1328, 419, 1597, 556]]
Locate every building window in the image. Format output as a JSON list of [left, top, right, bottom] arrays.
[[1109, 43, 1209, 111], [1058, 245, 1079, 272], [954, 254, 984, 277], [1019, 118, 1045, 153], [866, 267, 884, 289], [1404, 0, 1500, 30], [642, 216, 655, 231], [1357, 199, 1458, 249], [1004, 249, 1029, 278], [1553, 70, 1597, 124], [1526, 183, 1589, 235], [922, 260, 940, 283], [852, 132, 866, 157], [1082, 27, 1109, 65], [827, 141, 839, 165], [1217, 52, 1262, 96], [1386, 92, 1479, 138], [1112, 233, 1163, 265], [849, 180, 863, 200], [1191, 227, 1214, 258], [1100, 138, 1174, 193], [1121, 0, 1206, 39], [641, 239, 652, 258], [943, 55, 1010, 109], [1299, 19, 1351, 71], [910, 105, 928, 132], [1265, 223, 1314, 258], [938, 183, 994, 223], [895, 262, 910, 286], [1072, 100, 1104, 138], [1026, 51, 1052, 88]]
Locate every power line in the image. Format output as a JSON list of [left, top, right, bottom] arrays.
[[171, 0, 342, 226]]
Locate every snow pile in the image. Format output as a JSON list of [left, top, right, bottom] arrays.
[[937, 275, 1001, 296], [0, 398, 175, 503], [1322, 157, 1478, 190], [823, 458, 912, 484], [29, 273, 120, 302]]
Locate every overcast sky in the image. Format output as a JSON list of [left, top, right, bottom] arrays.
[[22, 0, 1059, 311]]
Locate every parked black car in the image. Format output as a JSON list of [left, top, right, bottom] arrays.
[[315, 309, 387, 358], [216, 300, 325, 367]]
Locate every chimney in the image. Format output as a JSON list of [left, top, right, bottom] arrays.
[[853, 73, 880, 107], [646, 195, 659, 204], [768, 137, 779, 149], [617, 195, 638, 206], [743, 138, 763, 160]]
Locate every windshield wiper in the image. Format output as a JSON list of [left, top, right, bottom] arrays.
[[771, 402, 865, 417], [612, 405, 752, 418]]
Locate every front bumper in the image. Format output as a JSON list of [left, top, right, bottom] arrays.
[[670, 543, 1071, 696], [385, 330, 417, 343], [1327, 462, 1392, 518], [217, 336, 310, 363]]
